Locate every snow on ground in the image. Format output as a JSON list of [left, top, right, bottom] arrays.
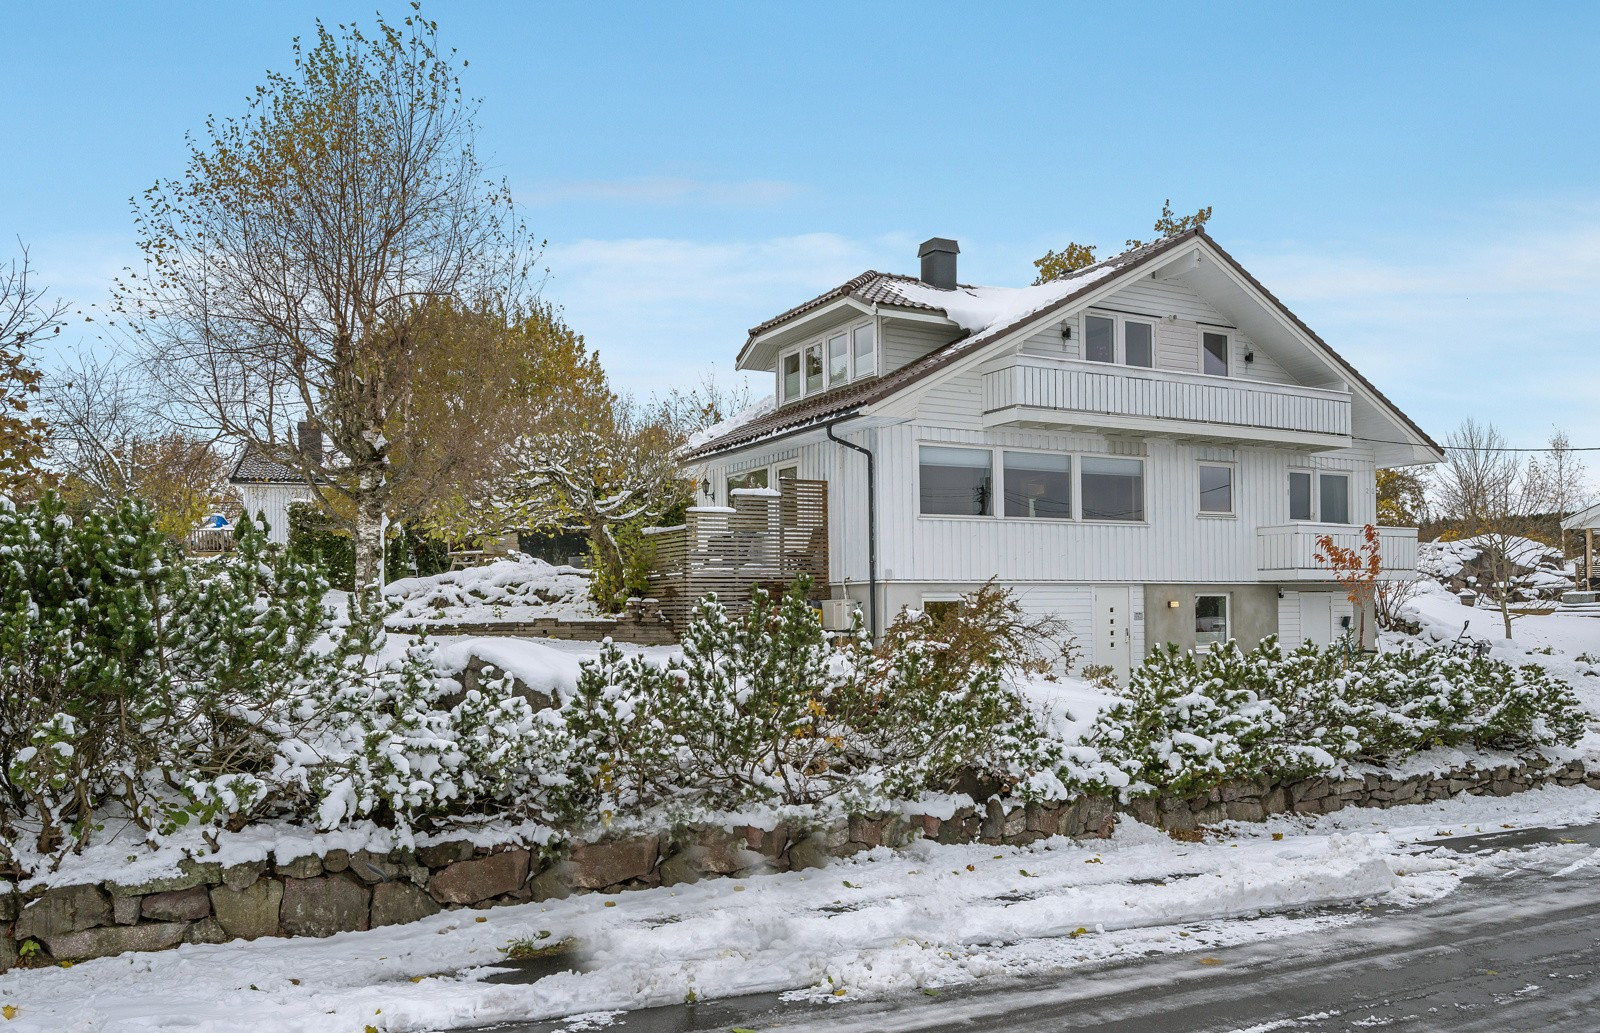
[[6, 786, 1599, 1032], [385, 557, 599, 627], [1396, 579, 1600, 720]]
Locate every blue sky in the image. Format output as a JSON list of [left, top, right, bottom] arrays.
[[6, 1, 1600, 450]]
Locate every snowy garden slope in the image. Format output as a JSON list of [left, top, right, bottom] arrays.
[[5, 786, 1599, 1032], [384, 557, 599, 626]]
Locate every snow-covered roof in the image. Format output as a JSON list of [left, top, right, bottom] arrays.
[[691, 228, 1443, 462]]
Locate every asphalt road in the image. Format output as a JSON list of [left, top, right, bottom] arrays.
[[478, 822, 1600, 1033]]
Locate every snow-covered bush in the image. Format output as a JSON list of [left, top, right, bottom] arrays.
[[554, 579, 1105, 818], [1091, 636, 1587, 797], [0, 496, 334, 854], [1089, 643, 1300, 797]]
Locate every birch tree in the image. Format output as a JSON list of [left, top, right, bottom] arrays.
[[117, 9, 532, 586]]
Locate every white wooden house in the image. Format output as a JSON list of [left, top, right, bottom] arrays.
[[227, 424, 322, 546], [682, 230, 1441, 680]]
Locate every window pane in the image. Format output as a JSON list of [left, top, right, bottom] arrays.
[[1289, 471, 1313, 521], [919, 445, 993, 516], [1085, 315, 1115, 363], [1199, 464, 1233, 513], [1003, 451, 1072, 519], [782, 353, 801, 400], [804, 344, 824, 393], [827, 334, 849, 384], [1321, 474, 1350, 524], [1124, 320, 1154, 367], [1081, 456, 1144, 521], [727, 468, 770, 493], [852, 324, 876, 377], [1195, 595, 1229, 647], [1203, 332, 1229, 376], [775, 465, 799, 481]]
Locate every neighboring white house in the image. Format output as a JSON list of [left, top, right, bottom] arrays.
[[682, 229, 1442, 681], [227, 423, 322, 546]]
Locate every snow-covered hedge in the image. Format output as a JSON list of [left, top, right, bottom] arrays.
[[1091, 637, 1586, 797], [553, 580, 1124, 820]]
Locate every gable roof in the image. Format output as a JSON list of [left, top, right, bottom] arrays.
[[689, 229, 1442, 462], [743, 270, 951, 345], [229, 445, 311, 485]]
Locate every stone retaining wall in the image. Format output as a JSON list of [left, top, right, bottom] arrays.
[[0, 795, 1113, 970], [1120, 756, 1599, 831], [3, 757, 1593, 971]]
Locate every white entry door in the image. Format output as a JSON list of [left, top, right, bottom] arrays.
[[1093, 586, 1132, 684], [1301, 592, 1334, 646]]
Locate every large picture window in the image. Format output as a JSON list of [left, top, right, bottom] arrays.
[[1003, 451, 1072, 519], [1081, 456, 1144, 522], [919, 446, 993, 516]]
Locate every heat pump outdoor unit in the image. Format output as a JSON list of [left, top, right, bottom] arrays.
[[820, 598, 860, 631]]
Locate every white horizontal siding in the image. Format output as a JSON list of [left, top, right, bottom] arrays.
[[1097, 278, 1293, 385], [881, 322, 958, 374]]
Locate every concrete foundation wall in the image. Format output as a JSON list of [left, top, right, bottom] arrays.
[[1144, 583, 1280, 652]]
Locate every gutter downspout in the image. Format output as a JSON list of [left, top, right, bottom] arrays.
[[826, 416, 878, 638]]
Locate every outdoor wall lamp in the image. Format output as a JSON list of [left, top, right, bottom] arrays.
[[700, 478, 712, 498], [1060, 323, 1072, 341], [1167, 599, 1181, 608]]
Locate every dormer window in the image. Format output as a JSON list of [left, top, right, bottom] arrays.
[[776, 319, 878, 404], [1084, 313, 1154, 368], [781, 352, 802, 402]]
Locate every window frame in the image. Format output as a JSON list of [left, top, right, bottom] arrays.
[[916, 442, 1145, 525], [1200, 329, 1231, 378], [1319, 471, 1351, 525], [917, 443, 996, 517], [1194, 592, 1231, 648], [775, 318, 879, 405], [1082, 309, 1157, 368], [1197, 461, 1236, 517], [1287, 468, 1355, 524]]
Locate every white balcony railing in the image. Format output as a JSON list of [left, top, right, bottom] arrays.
[[981, 357, 1352, 446], [1256, 524, 1419, 580]]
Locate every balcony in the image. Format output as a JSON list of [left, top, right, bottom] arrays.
[[1256, 524, 1419, 581], [645, 479, 829, 628], [980, 357, 1352, 448]]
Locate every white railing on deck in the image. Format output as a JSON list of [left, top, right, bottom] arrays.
[[981, 358, 1352, 439], [1256, 524, 1419, 578]]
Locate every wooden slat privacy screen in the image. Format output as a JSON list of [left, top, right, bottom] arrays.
[[646, 479, 829, 628]]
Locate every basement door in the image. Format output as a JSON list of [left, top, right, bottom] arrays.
[[1093, 586, 1132, 684], [1301, 592, 1334, 647]]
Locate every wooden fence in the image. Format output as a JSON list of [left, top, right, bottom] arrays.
[[645, 479, 828, 628]]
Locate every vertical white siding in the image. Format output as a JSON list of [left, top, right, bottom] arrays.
[[238, 483, 314, 545]]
